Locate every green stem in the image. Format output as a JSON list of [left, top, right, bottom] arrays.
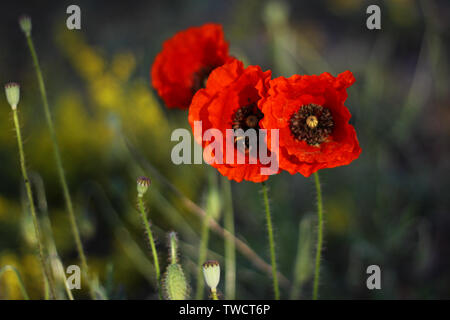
[[32, 173, 62, 299], [222, 177, 236, 300], [34, 175, 74, 300], [290, 216, 313, 300], [44, 280, 51, 300], [53, 258, 74, 300], [211, 288, 219, 300], [137, 195, 162, 299], [312, 172, 324, 300], [261, 181, 280, 300], [195, 211, 210, 300], [0, 265, 30, 300], [12, 109, 56, 299], [25, 34, 93, 297]]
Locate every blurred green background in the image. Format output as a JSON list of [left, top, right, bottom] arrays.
[[0, 0, 449, 299]]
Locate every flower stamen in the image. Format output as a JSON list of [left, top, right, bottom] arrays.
[[231, 103, 264, 150], [232, 103, 263, 131], [289, 103, 334, 146]]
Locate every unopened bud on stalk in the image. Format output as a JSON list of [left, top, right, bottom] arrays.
[[19, 15, 32, 36], [5, 83, 20, 110], [168, 231, 178, 265], [163, 231, 189, 300], [202, 260, 220, 292], [136, 176, 151, 197], [164, 263, 188, 300]]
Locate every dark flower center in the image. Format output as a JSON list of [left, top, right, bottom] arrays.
[[192, 65, 216, 93], [289, 103, 334, 146], [232, 103, 264, 150]]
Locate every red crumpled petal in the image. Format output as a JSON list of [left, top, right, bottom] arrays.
[[151, 23, 231, 109], [260, 71, 361, 177], [188, 59, 278, 182]]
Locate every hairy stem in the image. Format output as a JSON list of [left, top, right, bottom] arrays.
[[195, 211, 210, 300], [24, 33, 93, 297], [32, 173, 75, 300], [261, 181, 280, 300], [137, 195, 162, 299], [124, 136, 290, 287], [12, 109, 56, 299], [312, 172, 324, 300], [222, 177, 236, 300]]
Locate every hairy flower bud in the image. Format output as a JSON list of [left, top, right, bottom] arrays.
[[162, 231, 189, 300], [136, 176, 151, 196], [163, 263, 188, 300]]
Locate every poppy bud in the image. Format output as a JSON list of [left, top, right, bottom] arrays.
[[202, 260, 220, 291], [164, 263, 188, 300], [136, 176, 151, 197], [163, 231, 189, 300], [19, 15, 32, 36], [5, 83, 20, 110]]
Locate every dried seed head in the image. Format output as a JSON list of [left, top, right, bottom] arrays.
[[163, 263, 189, 300], [202, 260, 220, 291], [19, 15, 32, 36], [136, 176, 151, 196], [5, 83, 20, 110]]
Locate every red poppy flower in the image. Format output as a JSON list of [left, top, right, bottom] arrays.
[[151, 23, 231, 109], [188, 59, 278, 183], [260, 71, 361, 177]]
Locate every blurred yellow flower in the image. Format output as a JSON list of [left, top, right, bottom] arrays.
[[112, 52, 136, 82], [0, 255, 23, 299]]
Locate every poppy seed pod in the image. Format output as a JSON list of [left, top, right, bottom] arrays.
[[5, 83, 20, 110], [19, 15, 32, 36], [202, 260, 220, 291]]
